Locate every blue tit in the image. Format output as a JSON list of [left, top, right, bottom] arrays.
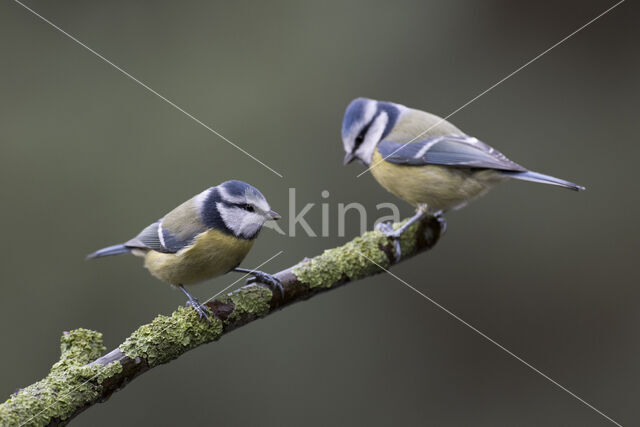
[[341, 97, 584, 254], [87, 180, 281, 321]]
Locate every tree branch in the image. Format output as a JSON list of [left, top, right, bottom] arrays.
[[0, 216, 443, 426]]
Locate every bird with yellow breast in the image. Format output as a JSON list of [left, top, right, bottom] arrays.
[[341, 97, 584, 256], [88, 180, 281, 321]]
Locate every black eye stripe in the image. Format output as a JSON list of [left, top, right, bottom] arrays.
[[354, 121, 372, 149]]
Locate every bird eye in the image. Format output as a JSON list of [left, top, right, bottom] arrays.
[[242, 204, 255, 212], [354, 123, 370, 148]]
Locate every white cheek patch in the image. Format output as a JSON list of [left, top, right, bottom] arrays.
[[237, 212, 265, 238], [356, 111, 388, 165], [217, 203, 266, 239], [343, 99, 377, 152], [217, 203, 239, 231]]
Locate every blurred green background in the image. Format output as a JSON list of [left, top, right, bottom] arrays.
[[1, 0, 638, 425]]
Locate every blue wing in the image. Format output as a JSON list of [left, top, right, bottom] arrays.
[[377, 135, 527, 172], [124, 220, 199, 253], [124, 194, 211, 254]]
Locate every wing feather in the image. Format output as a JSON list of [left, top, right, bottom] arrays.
[[124, 219, 206, 254], [123, 193, 212, 254], [377, 135, 527, 172], [124, 221, 169, 252]]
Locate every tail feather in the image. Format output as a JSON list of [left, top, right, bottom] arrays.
[[502, 170, 585, 191], [86, 244, 130, 259]]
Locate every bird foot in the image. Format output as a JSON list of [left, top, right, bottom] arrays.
[[434, 212, 447, 235], [375, 221, 403, 261], [246, 270, 285, 297], [178, 287, 211, 323], [185, 299, 211, 322]]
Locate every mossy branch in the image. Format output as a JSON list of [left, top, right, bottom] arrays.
[[0, 216, 443, 426]]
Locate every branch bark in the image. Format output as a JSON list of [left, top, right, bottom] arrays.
[[0, 216, 443, 426]]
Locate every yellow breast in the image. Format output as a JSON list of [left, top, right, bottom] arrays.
[[370, 150, 505, 212], [143, 229, 254, 286]]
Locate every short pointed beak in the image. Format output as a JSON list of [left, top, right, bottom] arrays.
[[268, 210, 281, 220], [344, 152, 355, 165]]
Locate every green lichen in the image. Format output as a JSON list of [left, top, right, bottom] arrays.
[[293, 227, 392, 288], [292, 219, 429, 289], [0, 217, 439, 426], [119, 286, 272, 368], [228, 285, 272, 320], [53, 329, 106, 371], [394, 219, 421, 257], [119, 306, 223, 367], [0, 328, 122, 426]]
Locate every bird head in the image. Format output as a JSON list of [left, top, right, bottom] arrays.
[[211, 180, 279, 239], [341, 97, 401, 166]]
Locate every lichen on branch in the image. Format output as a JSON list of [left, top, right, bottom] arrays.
[[119, 306, 224, 367], [0, 216, 443, 426], [0, 329, 123, 426]]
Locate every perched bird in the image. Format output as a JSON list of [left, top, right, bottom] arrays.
[[341, 97, 584, 255], [87, 180, 282, 321]]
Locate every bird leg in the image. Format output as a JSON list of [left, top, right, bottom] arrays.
[[178, 284, 210, 322], [233, 268, 284, 297], [375, 204, 437, 261]]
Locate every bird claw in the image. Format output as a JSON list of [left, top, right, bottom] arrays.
[[246, 271, 285, 298], [376, 212, 446, 261], [434, 213, 447, 235], [375, 221, 396, 235], [185, 299, 211, 322], [376, 221, 403, 261]]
